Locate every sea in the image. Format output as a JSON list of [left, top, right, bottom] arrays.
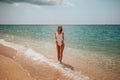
[[0, 25, 120, 80]]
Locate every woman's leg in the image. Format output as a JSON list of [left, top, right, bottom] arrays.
[[56, 44, 60, 61], [60, 44, 64, 63]]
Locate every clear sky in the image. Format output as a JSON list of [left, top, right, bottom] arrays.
[[0, 0, 120, 24]]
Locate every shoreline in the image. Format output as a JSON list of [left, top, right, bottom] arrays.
[[0, 44, 88, 80], [0, 39, 120, 80], [0, 44, 66, 80]]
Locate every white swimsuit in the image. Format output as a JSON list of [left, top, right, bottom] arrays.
[[55, 32, 63, 46]]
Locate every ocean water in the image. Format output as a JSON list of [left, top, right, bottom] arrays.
[[0, 25, 120, 78]]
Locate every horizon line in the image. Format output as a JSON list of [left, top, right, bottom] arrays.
[[0, 23, 120, 26]]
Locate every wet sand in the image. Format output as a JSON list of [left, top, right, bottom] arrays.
[[0, 44, 74, 80]]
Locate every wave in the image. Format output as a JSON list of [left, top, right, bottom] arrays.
[[0, 39, 89, 80]]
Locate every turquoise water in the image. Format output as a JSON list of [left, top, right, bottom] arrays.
[[0, 25, 120, 54], [0, 25, 120, 74]]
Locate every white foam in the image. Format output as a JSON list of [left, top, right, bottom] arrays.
[[0, 39, 89, 80], [0, 39, 26, 52]]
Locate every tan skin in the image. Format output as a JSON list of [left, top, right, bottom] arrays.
[[55, 27, 64, 63]]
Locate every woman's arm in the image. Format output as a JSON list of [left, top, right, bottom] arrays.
[[54, 33, 57, 40], [62, 32, 64, 44], [54, 33, 58, 44]]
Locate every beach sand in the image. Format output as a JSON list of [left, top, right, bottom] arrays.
[[0, 44, 120, 80], [0, 44, 73, 80], [0, 46, 34, 80]]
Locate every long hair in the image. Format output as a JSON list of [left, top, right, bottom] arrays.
[[57, 25, 62, 33]]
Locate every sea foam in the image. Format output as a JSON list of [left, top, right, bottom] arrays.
[[0, 39, 89, 80]]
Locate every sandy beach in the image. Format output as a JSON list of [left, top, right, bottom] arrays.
[[0, 42, 120, 80], [0, 44, 77, 80], [0, 45, 34, 80], [0, 41, 120, 80]]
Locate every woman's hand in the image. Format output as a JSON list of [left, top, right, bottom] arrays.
[[61, 41, 64, 46], [56, 41, 58, 45]]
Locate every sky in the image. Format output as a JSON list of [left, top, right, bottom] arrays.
[[0, 0, 120, 24]]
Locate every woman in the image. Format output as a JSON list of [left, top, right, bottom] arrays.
[[55, 25, 64, 63]]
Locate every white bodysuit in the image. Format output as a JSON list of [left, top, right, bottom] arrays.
[[55, 32, 63, 46]]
